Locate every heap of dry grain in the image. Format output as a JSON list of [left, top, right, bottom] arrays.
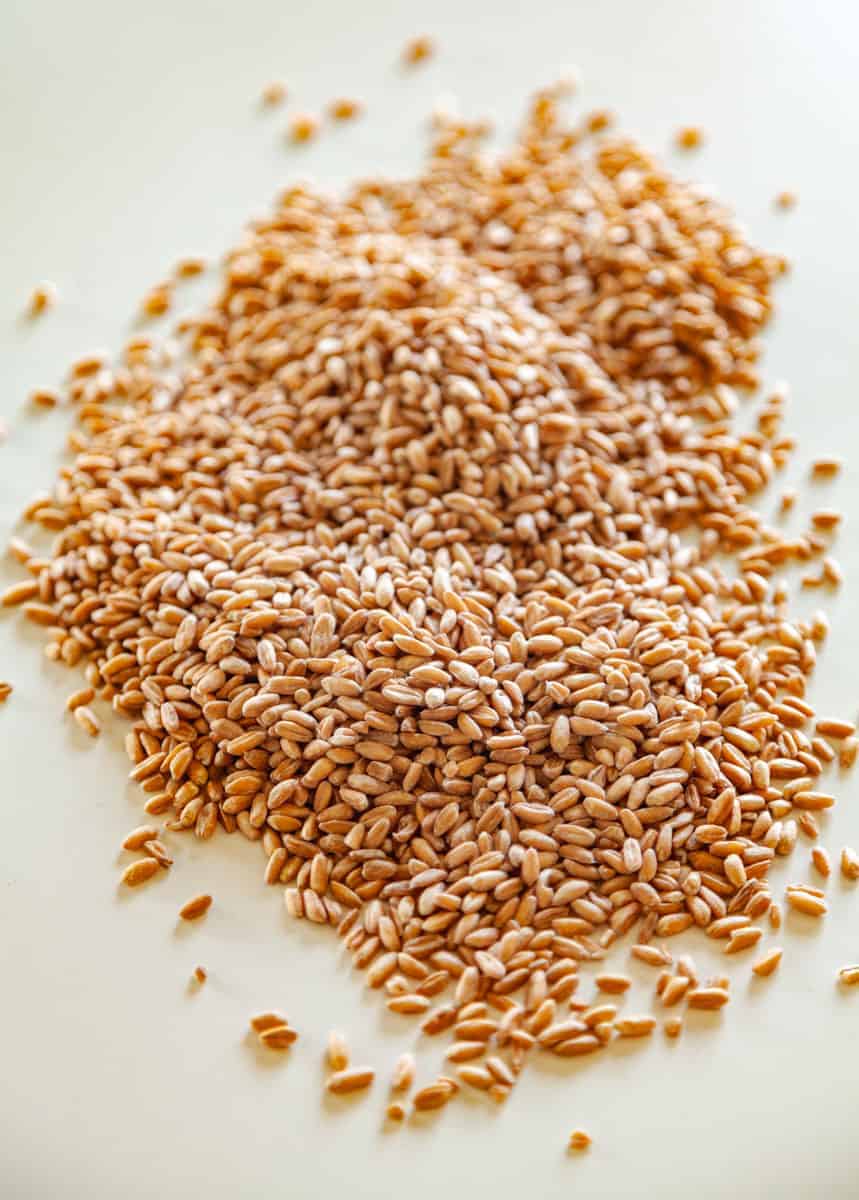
[[8, 91, 848, 1074]]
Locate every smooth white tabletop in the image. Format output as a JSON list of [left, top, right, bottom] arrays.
[[2, 2, 858, 1197]]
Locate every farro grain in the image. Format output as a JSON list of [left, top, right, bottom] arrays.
[[752, 948, 782, 978], [838, 966, 859, 987], [73, 705, 100, 736], [568, 1130, 591, 1151], [250, 1012, 288, 1034], [614, 1015, 655, 1037], [261, 81, 287, 106], [687, 987, 730, 1010], [288, 113, 320, 143], [12, 78, 856, 1104], [121, 825, 159, 851], [840, 847, 859, 881], [675, 126, 703, 150], [412, 1079, 458, 1111], [391, 1053, 416, 1093], [179, 893, 212, 921], [328, 98, 363, 121], [28, 282, 57, 315], [259, 1025, 298, 1049], [327, 1030, 349, 1071], [121, 857, 160, 887], [402, 35, 434, 65]]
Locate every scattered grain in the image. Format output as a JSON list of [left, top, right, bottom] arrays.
[[327, 1030, 349, 1071], [329, 98, 363, 121], [121, 857, 160, 887], [28, 282, 57, 316], [179, 893, 212, 921], [402, 35, 434, 65], [675, 126, 703, 150], [288, 113, 320, 143], [261, 80, 287, 106], [327, 1067, 374, 1094], [840, 847, 859, 881], [752, 948, 782, 978]]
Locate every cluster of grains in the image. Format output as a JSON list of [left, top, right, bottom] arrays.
[[4, 88, 854, 1098], [250, 1010, 299, 1050]]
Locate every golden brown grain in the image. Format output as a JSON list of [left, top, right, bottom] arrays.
[[412, 1078, 458, 1111], [841, 847, 859, 881], [687, 987, 730, 1011], [0, 682, 12, 703], [811, 458, 841, 478], [2, 581, 39, 606], [663, 1016, 683, 1038], [785, 887, 827, 917], [776, 191, 797, 209], [810, 846, 831, 878], [175, 256, 207, 278], [141, 285, 171, 318], [386, 1102, 406, 1121], [288, 113, 320, 143], [568, 1130, 591, 1151], [675, 126, 703, 150], [327, 1066, 374, 1094], [259, 1024, 298, 1049], [179, 893, 212, 921], [261, 80, 287, 106], [250, 1012, 288, 1034], [402, 35, 434, 65], [193, 965, 208, 984], [328, 98, 363, 121], [121, 857, 160, 887], [28, 282, 57, 316], [614, 1015, 656, 1037], [752, 948, 782, 977], [840, 737, 859, 768], [122, 825, 159, 851], [838, 966, 859, 987], [594, 974, 631, 995], [73, 706, 100, 737], [30, 388, 60, 410], [327, 1030, 349, 1071], [66, 687, 95, 712]]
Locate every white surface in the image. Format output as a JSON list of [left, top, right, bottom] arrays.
[[2, 2, 859, 1197]]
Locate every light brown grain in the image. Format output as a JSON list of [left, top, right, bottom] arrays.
[[179, 893, 212, 921]]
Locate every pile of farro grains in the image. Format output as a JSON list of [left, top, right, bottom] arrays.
[[7, 71, 859, 1124]]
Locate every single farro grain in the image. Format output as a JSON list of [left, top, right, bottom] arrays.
[[259, 1025, 298, 1049], [327, 1067, 374, 1094], [752, 948, 783, 978], [179, 893, 212, 921], [250, 1012, 288, 1034], [327, 1030, 349, 1071], [121, 857, 160, 887], [568, 1130, 591, 1151]]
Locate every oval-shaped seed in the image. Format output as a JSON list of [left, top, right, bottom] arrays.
[[327, 1067, 374, 1094], [121, 857, 160, 887]]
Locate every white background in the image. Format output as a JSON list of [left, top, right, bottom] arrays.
[[2, 2, 858, 1197]]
